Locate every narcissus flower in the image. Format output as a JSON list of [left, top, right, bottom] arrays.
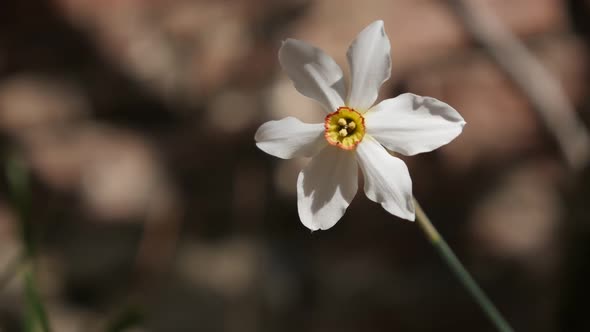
[[255, 20, 465, 231]]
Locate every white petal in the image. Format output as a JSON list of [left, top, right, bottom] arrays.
[[255, 117, 326, 159], [346, 20, 391, 111], [279, 39, 346, 113], [297, 147, 358, 230], [365, 94, 466, 156], [356, 138, 414, 221]]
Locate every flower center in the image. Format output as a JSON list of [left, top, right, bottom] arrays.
[[324, 107, 365, 150]]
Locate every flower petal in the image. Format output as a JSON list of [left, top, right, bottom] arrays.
[[365, 94, 466, 156], [297, 147, 358, 230], [279, 39, 346, 113], [346, 20, 391, 111], [356, 138, 414, 220], [255, 117, 326, 159]]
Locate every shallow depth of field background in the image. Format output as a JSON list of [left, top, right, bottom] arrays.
[[1, 0, 590, 331]]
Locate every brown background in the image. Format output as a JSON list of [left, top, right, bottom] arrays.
[[0, 0, 589, 331]]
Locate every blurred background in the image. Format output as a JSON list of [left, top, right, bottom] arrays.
[[0, 0, 590, 331]]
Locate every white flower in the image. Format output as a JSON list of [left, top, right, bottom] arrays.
[[255, 20, 466, 231]]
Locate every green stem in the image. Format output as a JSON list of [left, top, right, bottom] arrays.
[[5, 156, 52, 332], [413, 198, 514, 332], [23, 265, 51, 332]]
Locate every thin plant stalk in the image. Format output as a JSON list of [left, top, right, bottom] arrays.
[[6, 156, 52, 332], [23, 267, 51, 332], [413, 197, 514, 332]]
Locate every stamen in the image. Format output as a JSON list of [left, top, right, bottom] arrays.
[[339, 128, 348, 137], [348, 121, 356, 130], [338, 118, 347, 126]]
